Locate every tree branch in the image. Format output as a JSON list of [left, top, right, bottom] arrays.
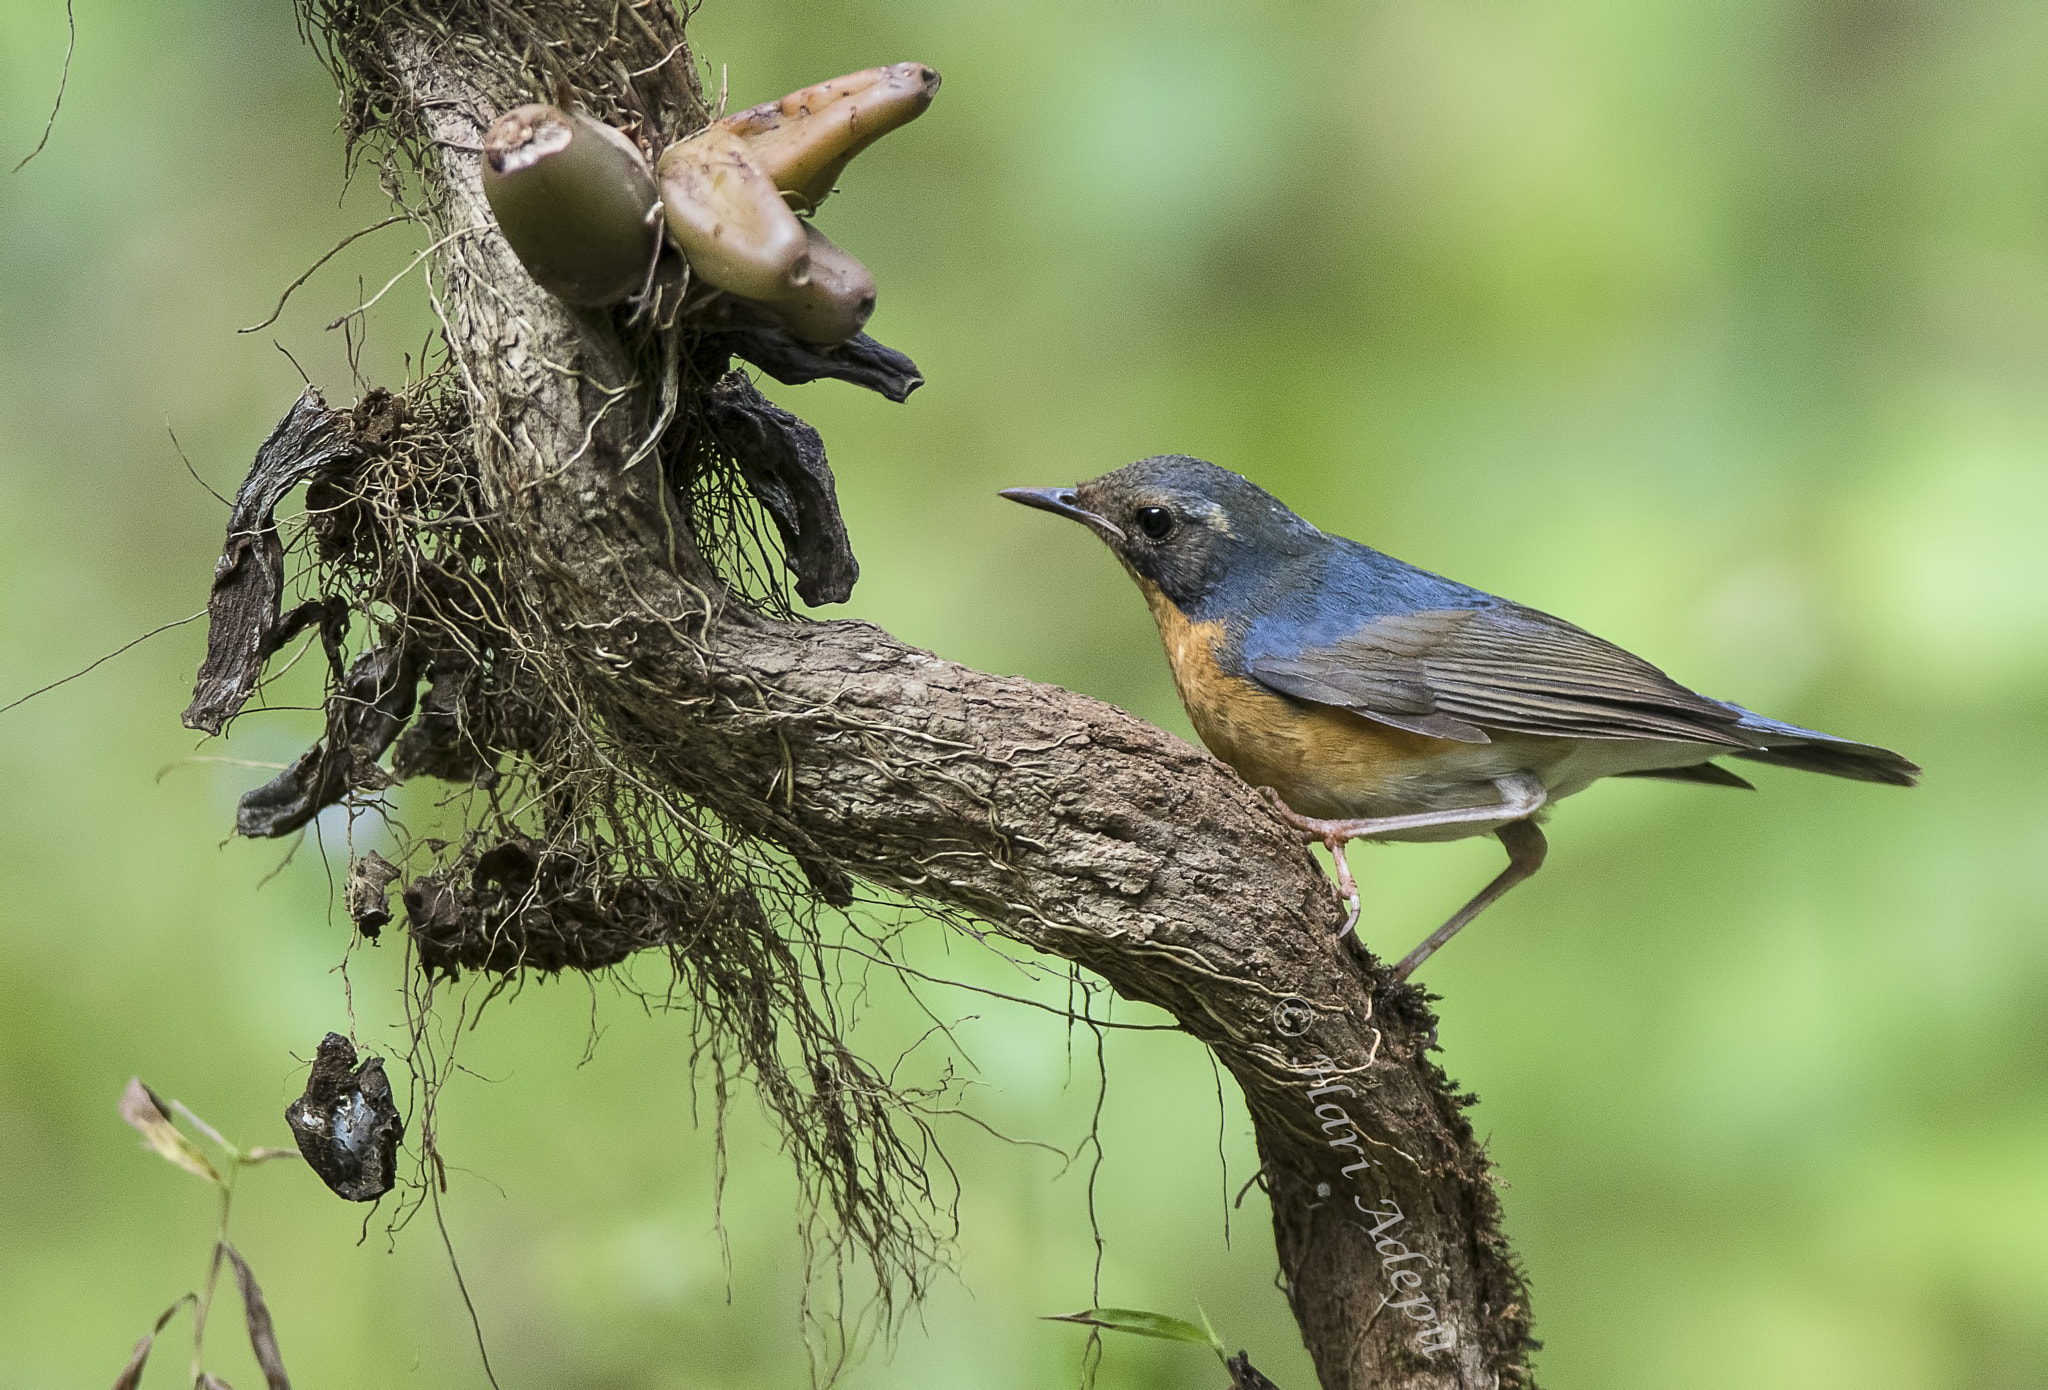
[[283, 2, 1538, 1384]]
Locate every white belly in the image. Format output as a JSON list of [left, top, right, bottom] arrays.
[[1364, 733, 1737, 843]]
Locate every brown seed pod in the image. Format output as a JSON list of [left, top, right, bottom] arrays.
[[755, 223, 877, 346], [722, 62, 941, 209], [480, 104, 661, 307], [655, 125, 812, 302]]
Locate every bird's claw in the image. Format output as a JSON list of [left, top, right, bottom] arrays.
[[1258, 786, 1364, 939], [1337, 887, 1361, 939], [1326, 838, 1363, 938]]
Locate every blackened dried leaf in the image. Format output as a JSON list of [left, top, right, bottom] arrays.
[[236, 642, 423, 838], [1227, 1352, 1281, 1390], [697, 298, 922, 402], [307, 392, 409, 563], [270, 597, 350, 683], [404, 836, 751, 976], [798, 853, 855, 909], [718, 326, 923, 402], [111, 1295, 194, 1390], [222, 1244, 291, 1390], [345, 851, 401, 938], [184, 389, 365, 735], [704, 372, 857, 605], [284, 1033, 403, 1202], [390, 654, 495, 785]]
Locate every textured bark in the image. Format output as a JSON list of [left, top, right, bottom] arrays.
[[305, 4, 1536, 1385]]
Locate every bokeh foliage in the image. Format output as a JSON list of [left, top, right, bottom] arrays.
[[2, 0, 2045, 1386]]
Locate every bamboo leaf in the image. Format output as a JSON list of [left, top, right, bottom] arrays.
[[1044, 1307, 1225, 1352]]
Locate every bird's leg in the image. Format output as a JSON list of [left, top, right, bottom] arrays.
[[1258, 772, 1549, 952], [1259, 772, 1547, 844], [1389, 819, 1548, 982]]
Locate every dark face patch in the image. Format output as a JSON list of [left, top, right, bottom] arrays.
[[1007, 455, 1323, 617], [1079, 489, 1234, 608], [1071, 458, 1305, 614]]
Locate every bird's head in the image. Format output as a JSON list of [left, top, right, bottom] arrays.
[[1001, 454, 1321, 612]]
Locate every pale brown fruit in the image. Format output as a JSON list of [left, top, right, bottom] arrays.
[[481, 104, 661, 307], [755, 223, 877, 346], [722, 62, 941, 209], [655, 124, 812, 302]]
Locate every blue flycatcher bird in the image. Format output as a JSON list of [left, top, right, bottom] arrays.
[[1002, 455, 1917, 981]]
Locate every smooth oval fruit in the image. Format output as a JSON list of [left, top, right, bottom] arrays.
[[655, 125, 812, 302], [722, 62, 941, 209], [481, 105, 661, 307], [758, 223, 876, 345]]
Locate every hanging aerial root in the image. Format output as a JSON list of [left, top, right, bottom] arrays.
[[208, 5, 964, 1342]]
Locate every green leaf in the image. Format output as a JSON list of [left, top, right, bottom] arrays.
[[118, 1078, 220, 1185], [1044, 1307, 1225, 1353]]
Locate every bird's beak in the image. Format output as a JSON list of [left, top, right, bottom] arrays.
[[998, 486, 1127, 542]]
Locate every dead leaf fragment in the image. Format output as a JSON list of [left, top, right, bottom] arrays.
[[223, 1243, 291, 1390], [110, 1294, 193, 1390], [284, 1033, 403, 1201], [118, 1078, 220, 1185], [345, 850, 401, 937]]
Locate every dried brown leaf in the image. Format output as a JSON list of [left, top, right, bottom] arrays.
[[110, 1294, 193, 1390], [242, 1146, 303, 1166], [223, 1244, 291, 1390], [118, 1078, 220, 1185]]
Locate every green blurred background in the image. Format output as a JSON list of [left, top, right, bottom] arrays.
[[4, 0, 2046, 1385]]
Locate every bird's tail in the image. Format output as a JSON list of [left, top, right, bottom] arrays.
[[1725, 708, 1920, 787]]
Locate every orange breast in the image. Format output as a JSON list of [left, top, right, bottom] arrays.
[[1139, 582, 1455, 819]]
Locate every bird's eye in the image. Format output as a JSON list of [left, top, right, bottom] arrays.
[[1134, 506, 1174, 541]]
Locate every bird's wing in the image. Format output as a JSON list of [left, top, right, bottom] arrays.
[[1243, 605, 1752, 746]]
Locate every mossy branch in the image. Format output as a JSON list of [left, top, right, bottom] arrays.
[[260, 2, 1541, 1385]]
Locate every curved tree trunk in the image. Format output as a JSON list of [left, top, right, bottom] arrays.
[[290, 3, 1538, 1385]]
